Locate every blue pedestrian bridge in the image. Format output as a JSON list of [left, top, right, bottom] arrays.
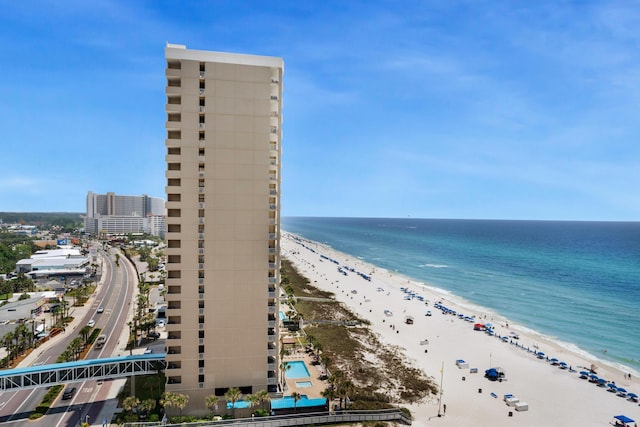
[[0, 353, 166, 392]]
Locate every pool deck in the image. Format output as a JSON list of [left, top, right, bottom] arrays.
[[283, 352, 327, 399]]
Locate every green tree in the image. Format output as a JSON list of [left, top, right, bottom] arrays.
[[174, 393, 189, 417], [122, 396, 140, 416], [225, 387, 242, 417], [255, 389, 270, 411], [291, 392, 302, 413], [205, 395, 219, 417], [139, 398, 156, 418]]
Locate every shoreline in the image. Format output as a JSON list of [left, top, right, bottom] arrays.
[[282, 231, 640, 426]]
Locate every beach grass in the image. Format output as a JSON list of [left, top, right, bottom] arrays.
[[281, 258, 437, 407]]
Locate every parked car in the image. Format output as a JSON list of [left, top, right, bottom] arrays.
[[62, 387, 76, 400], [147, 331, 161, 340], [156, 320, 165, 328]]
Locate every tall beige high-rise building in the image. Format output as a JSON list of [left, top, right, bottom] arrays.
[[164, 43, 283, 414]]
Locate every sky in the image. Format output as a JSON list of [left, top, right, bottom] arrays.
[[1, 1, 639, 221]]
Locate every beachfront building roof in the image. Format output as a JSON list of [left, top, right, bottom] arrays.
[[164, 42, 283, 415]]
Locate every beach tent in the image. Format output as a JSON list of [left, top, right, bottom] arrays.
[[612, 415, 634, 427]]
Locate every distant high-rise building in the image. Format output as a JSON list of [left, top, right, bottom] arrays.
[[85, 191, 166, 237], [163, 43, 283, 414]]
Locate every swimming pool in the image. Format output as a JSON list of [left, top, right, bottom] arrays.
[[285, 361, 310, 379], [296, 381, 313, 388], [271, 395, 327, 409]]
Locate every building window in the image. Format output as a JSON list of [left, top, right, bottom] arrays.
[[199, 359, 205, 368], [167, 224, 181, 233], [168, 163, 181, 171], [199, 374, 205, 383], [167, 209, 181, 217], [167, 240, 181, 248], [199, 131, 205, 140], [167, 194, 181, 202], [167, 147, 180, 155], [167, 178, 180, 186], [168, 130, 181, 139]]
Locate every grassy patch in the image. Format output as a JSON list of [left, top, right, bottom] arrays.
[[282, 257, 437, 408]]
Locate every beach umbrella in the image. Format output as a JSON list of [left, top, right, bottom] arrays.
[[597, 378, 607, 385], [617, 387, 627, 393], [607, 383, 617, 390]]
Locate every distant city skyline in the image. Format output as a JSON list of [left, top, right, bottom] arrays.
[[1, 1, 639, 221]]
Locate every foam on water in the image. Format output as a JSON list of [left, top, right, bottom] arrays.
[[283, 217, 640, 374]]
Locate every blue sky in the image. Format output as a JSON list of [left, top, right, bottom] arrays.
[[1, 1, 639, 221]]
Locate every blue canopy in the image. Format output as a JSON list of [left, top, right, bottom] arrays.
[[614, 415, 634, 424]]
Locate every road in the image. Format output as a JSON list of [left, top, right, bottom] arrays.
[[0, 246, 138, 426]]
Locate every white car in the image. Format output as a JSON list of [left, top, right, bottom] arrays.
[[156, 320, 166, 328], [97, 306, 104, 313], [87, 319, 96, 328]]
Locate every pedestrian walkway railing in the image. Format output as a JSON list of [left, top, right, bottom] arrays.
[[0, 354, 165, 391], [122, 408, 412, 427]]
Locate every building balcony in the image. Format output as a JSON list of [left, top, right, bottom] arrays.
[[166, 103, 181, 113], [167, 376, 182, 385], [267, 348, 276, 357], [267, 378, 278, 385], [198, 248, 205, 255], [198, 233, 205, 239], [199, 88, 205, 95], [268, 320, 276, 328], [166, 86, 181, 95], [268, 305, 276, 313], [268, 277, 277, 284], [199, 106, 205, 113], [268, 335, 276, 343], [268, 291, 276, 299], [198, 172, 205, 178], [267, 363, 276, 371], [165, 68, 181, 78], [200, 71, 205, 78]]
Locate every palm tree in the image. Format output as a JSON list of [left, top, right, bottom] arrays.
[[291, 392, 302, 413], [160, 391, 176, 413], [255, 389, 270, 411], [3, 331, 16, 363], [321, 387, 336, 410], [280, 361, 292, 390], [139, 398, 156, 419], [225, 387, 242, 417], [122, 396, 140, 416], [174, 393, 189, 418], [69, 337, 84, 361], [145, 375, 162, 400], [205, 395, 219, 417], [59, 348, 74, 362], [80, 325, 92, 343], [337, 379, 354, 409], [245, 393, 259, 413]]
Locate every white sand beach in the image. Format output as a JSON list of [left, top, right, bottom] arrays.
[[282, 232, 640, 427]]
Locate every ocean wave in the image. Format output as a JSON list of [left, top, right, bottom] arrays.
[[419, 263, 449, 269]]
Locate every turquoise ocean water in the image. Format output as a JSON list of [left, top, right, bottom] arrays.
[[282, 217, 640, 373]]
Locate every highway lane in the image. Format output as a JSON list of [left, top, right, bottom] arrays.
[[0, 246, 138, 426]]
